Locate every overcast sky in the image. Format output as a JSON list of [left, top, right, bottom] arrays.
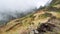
[[0, 0, 52, 11]]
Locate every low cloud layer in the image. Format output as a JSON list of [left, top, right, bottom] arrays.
[[0, 0, 52, 26]]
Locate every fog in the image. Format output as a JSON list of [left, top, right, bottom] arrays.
[[0, 0, 52, 26]]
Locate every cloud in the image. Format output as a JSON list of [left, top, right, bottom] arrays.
[[0, 0, 52, 25]]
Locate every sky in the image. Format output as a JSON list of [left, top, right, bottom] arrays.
[[0, 0, 52, 25], [0, 0, 52, 11]]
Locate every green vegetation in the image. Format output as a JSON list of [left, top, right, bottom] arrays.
[[38, 13, 52, 19]]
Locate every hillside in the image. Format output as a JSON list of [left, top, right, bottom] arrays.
[[0, 0, 60, 34]]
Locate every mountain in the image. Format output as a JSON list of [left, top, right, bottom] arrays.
[[0, 0, 60, 34]]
